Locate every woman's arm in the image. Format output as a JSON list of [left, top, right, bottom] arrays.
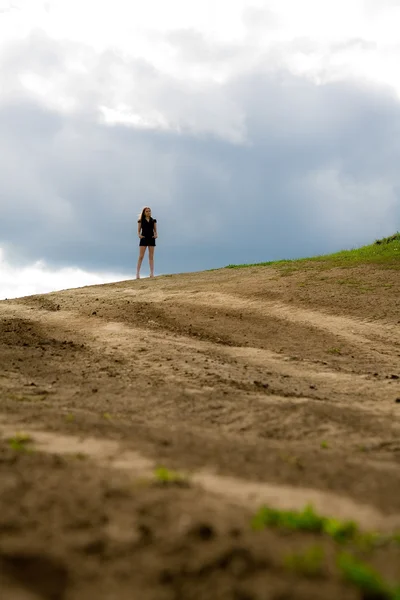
[[153, 221, 158, 238], [138, 221, 143, 238]]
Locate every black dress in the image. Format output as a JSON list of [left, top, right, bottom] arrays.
[[138, 217, 157, 246]]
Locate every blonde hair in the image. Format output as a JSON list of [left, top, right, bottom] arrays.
[[138, 206, 151, 221]]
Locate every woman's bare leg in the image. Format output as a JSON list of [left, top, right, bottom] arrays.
[[149, 246, 155, 277], [136, 246, 147, 278]]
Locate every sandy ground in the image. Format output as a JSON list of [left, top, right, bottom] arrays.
[[0, 262, 399, 599]]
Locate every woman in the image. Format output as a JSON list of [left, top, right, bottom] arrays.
[[136, 207, 158, 279]]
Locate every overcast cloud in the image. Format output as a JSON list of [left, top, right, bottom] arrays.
[[0, 0, 400, 298]]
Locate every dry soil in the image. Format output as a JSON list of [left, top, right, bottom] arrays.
[[0, 262, 399, 599]]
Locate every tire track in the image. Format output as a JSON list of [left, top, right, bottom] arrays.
[[145, 290, 400, 349]]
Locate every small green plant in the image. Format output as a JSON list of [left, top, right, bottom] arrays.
[[320, 441, 329, 449], [327, 347, 342, 355], [103, 412, 112, 420], [252, 504, 358, 544], [154, 466, 189, 487], [8, 433, 33, 452], [252, 504, 323, 534], [323, 518, 359, 544], [284, 545, 325, 577], [65, 413, 75, 422], [337, 552, 394, 599], [252, 505, 400, 597]]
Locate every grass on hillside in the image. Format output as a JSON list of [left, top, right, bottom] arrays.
[[226, 233, 400, 270], [252, 504, 400, 599]]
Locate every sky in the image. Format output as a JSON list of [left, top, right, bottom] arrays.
[[1, 0, 400, 299]]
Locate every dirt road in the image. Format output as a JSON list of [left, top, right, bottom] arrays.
[[0, 263, 399, 599]]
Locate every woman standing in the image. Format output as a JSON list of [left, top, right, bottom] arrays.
[[136, 207, 158, 279]]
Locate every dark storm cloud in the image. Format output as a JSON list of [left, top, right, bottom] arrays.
[[0, 33, 399, 275]]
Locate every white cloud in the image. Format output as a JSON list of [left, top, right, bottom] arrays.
[[0, 247, 129, 300], [1, 0, 400, 145], [0, 0, 399, 282], [1, 0, 400, 95], [0, 32, 248, 141]]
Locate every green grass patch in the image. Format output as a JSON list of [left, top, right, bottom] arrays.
[[253, 505, 400, 597], [252, 504, 358, 543], [154, 466, 190, 487], [338, 552, 400, 599], [252, 505, 400, 548], [8, 433, 34, 452], [225, 233, 400, 270]]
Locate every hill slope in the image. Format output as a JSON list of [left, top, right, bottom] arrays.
[[0, 243, 399, 600]]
